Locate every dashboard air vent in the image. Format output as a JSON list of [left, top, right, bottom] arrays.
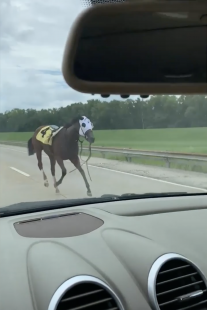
[[148, 254, 207, 310], [48, 275, 124, 310]]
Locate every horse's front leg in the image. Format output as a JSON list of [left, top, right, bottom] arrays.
[[71, 156, 92, 197], [36, 149, 49, 187], [49, 155, 60, 193], [55, 157, 67, 187]]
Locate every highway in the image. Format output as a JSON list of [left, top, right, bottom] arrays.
[[0, 144, 207, 208]]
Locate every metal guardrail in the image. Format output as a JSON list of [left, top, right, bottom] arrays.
[[1, 140, 207, 172]]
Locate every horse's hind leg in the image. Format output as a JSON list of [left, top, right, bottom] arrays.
[[36, 149, 49, 187], [71, 156, 92, 197], [49, 155, 59, 193]]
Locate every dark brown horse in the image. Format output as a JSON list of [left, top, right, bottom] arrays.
[[27, 116, 95, 196]]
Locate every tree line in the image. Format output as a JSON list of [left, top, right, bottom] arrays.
[[0, 95, 206, 132]]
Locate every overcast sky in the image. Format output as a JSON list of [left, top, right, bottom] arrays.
[[0, 0, 135, 113]]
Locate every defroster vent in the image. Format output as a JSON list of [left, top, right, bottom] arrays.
[[148, 254, 207, 310], [48, 275, 124, 310], [81, 0, 125, 8]]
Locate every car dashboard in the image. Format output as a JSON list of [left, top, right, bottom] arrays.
[[0, 195, 207, 310]]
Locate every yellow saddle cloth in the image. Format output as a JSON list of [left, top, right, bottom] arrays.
[[36, 126, 53, 145]]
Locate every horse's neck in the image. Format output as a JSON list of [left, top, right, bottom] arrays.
[[65, 125, 79, 141]]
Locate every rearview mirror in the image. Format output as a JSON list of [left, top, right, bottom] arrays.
[[62, 1, 207, 95]]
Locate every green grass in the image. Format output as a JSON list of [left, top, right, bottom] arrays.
[[0, 132, 32, 142], [0, 127, 207, 154], [1, 128, 207, 173], [93, 127, 207, 154]]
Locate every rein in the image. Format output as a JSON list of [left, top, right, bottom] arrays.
[[66, 128, 92, 181], [79, 139, 92, 181]]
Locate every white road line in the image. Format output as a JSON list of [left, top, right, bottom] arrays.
[[0, 146, 27, 154], [88, 165, 207, 192], [10, 167, 30, 177], [1, 145, 207, 193]]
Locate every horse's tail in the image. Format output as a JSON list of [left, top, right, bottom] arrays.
[[28, 138, 35, 156]]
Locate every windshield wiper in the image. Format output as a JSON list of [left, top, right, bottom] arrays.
[[0, 192, 205, 217]]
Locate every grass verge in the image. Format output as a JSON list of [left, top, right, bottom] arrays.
[[0, 127, 207, 154]]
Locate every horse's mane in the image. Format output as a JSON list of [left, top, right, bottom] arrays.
[[64, 116, 84, 129]]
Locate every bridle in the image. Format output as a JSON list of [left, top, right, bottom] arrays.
[[78, 137, 92, 181], [78, 123, 93, 181], [66, 123, 92, 181]]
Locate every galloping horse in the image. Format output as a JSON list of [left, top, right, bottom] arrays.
[[27, 116, 95, 196]]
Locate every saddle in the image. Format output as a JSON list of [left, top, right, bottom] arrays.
[[36, 125, 63, 145]]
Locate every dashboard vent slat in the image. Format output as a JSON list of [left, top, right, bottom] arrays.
[[68, 297, 113, 310], [159, 298, 177, 306], [61, 289, 104, 302], [159, 265, 190, 275], [48, 276, 124, 310], [157, 272, 198, 286], [157, 280, 204, 296], [177, 299, 207, 310], [148, 254, 207, 310]]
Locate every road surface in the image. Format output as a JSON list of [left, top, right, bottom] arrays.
[[0, 145, 207, 208]]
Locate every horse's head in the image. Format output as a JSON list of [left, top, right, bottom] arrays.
[[79, 116, 95, 144]]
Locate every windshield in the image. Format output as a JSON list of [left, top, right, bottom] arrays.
[[0, 0, 207, 211]]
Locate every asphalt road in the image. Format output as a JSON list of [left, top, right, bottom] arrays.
[[0, 145, 207, 208]]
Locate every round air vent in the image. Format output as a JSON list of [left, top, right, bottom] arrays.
[[48, 275, 124, 310], [148, 253, 207, 310]]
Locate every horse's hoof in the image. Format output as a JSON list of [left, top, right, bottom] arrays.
[[56, 188, 60, 194], [87, 191, 92, 197], [44, 181, 49, 187]]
